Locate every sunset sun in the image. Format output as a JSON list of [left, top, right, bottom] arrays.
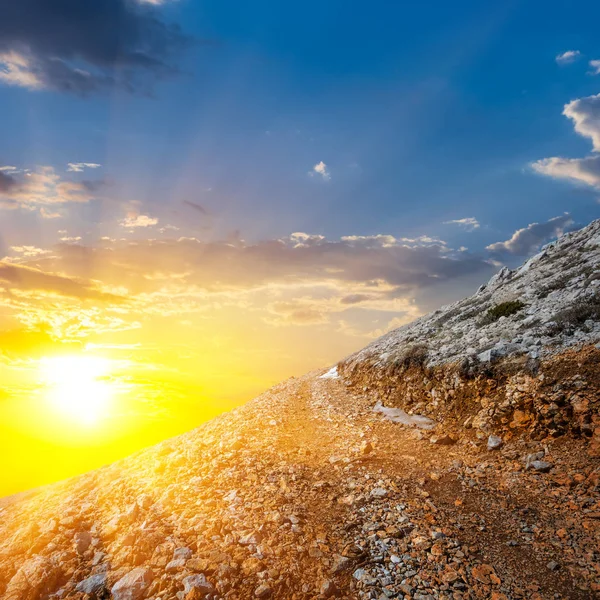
[[40, 356, 115, 425]]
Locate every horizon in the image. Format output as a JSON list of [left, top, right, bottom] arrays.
[[2, 0, 600, 497]]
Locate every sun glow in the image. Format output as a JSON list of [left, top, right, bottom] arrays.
[[40, 355, 116, 425]]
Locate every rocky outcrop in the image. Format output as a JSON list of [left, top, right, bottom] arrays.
[[343, 219, 600, 370], [339, 219, 600, 451]]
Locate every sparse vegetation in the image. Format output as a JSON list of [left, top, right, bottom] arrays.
[[393, 343, 429, 370], [548, 293, 600, 335], [479, 300, 526, 326]]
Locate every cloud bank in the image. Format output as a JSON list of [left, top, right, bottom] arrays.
[[486, 214, 573, 256], [0, 0, 189, 95]]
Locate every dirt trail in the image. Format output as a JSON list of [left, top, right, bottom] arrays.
[[0, 370, 598, 599]]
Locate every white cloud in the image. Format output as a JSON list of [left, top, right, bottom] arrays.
[[555, 50, 581, 65], [0, 166, 105, 213], [443, 217, 480, 231], [486, 214, 573, 256], [120, 214, 159, 228], [589, 60, 600, 75], [60, 236, 83, 243], [0, 166, 17, 172], [0, 51, 44, 90], [563, 93, 600, 151], [67, 163, 102, 172], [311, 161, 331, 181], [532, 92, 600, 188], [531, 155, 600, 187]]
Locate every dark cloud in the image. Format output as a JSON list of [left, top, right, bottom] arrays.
[[29, 234, 494, 296], [486, 214, 574, 257], [0, 171, 17, 192], [0, 0, 190, 95], [184, 200, 209, 215], [0, 262, 124, 302]]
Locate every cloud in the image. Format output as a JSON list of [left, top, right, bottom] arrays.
[[555, 50, 581, 65], [183, 200, 209, 215], [120, 214, 159, 228], [311, 161, 331, 180], [486, 214, 573, 256], [443, 217, 480, 231], [0, 166, 106, 212], [0, 262, 122, 302], [562, 93, 600, 151], [0, 170, 17, 193], [531, 155, 600, 188], [0, 0, 189, 95], [533, 92, 600, 188], [589, 60, 600, 75], [67, 163, 102, 172]]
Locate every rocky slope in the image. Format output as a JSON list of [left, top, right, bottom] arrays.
[[0, 222, 599, 600]]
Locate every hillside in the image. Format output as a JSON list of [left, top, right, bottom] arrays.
[[0, 222, 599, 600]]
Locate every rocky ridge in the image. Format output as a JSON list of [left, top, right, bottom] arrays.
[[0, 223, 599, 600]]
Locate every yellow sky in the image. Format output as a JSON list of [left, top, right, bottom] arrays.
[[0, 227, 493, 496]]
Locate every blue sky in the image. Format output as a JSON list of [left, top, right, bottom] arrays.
[[2, 0, 600, 251], [1, 0, 600, 383]]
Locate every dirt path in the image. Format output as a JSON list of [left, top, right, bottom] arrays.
[[0, 371, 598, 599]]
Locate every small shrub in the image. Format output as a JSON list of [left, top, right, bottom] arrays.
[[480, 300, 526, 326], [393, 343, 429, 370], [548, 293, 600, 335]]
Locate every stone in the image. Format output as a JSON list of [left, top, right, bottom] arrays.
[[331, 555, 352, 573], [183, 574, 215, 597], [320, 579, 338, 597], [4, 556, 61, 600], [431, 434, 457, 445], [75, 574, 107, 595], [74, 531, 92, 554], [111, 567, 153, 600], [529, 460, 553, 473], [166, 557, 186, 572], [254, 584, 273, 598], [487, 435, 503, 450], [547, 560, 560, 571]]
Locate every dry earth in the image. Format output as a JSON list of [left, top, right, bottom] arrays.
[[0, 360, 598, 600]]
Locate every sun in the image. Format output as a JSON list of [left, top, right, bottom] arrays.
[[39, 355, 116, 425]]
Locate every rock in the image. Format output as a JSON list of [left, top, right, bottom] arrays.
[[74, 531, 92, 554], [111, 567, 153, 600], [547, 560, 560, 571], [75, 574, 107, 595], [331, 555, 352, 573], [529, 460, 553, 473], [183, 574, 215, 597], [320, 579, 338, 597], [254, 583, 273, 598], [487, 435, 503, 450], [4, 556, 61, 600], [166, 557, 186, 572], [370, 487, 387, 498], [360, 440, 373, 455], [430, 434, 457, 445], [174, 546, 193, 559]]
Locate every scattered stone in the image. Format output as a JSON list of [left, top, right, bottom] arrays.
[[487, 435, 503, 450], [254, 583, 273, 598], [111, 568, 153, 600], [547, 560, 560, 571], [529, 460, 554, 473], [75, 573, 107, 595]]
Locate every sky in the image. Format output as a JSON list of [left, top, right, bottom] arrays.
[[1, 0, 600, 495]]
